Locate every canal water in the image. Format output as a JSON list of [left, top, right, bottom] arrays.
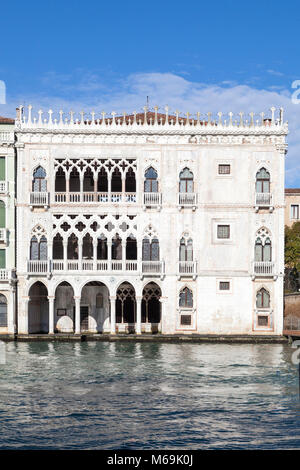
[[0, 341, 299, 449]]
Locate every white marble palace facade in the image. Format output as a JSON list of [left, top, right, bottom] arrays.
[[14, 106, 288, 336]]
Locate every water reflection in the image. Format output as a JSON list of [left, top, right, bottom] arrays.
[[0, 342, 299, 449]]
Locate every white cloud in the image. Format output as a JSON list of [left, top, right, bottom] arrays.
[[1, 72, 299, 186], [267, 69, 284, 77]]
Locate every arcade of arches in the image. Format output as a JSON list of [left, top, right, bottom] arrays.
[[27, 280, 162, 334]]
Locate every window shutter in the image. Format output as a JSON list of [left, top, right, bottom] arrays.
[[0, 158, 5, 181], [0, 249, 5, 268], [0, 295, 7, 327], [264, 241, 272, 262], [0, 201, 5, 228], [255, 240, 263, 261]]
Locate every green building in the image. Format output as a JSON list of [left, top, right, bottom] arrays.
[[0, 116, 16, 334]]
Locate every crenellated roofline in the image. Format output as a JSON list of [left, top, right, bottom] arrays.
[[15, 105, 288, 136]]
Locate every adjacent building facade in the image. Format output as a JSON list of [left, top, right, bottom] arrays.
[[285, 188, 300, 227], [10, 106, 288, 336], [0, 117, 16, 334]]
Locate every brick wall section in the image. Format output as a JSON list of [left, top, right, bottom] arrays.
[[284, 293, 300, 317]]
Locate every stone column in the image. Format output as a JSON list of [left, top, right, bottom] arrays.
[[93, 240, 97, 270], [94, 174, 98, 202], [80, 176, 83, 202], [108, 173, 111, 202], [159, 296, 167, 334], [63, 240, 68, 271], [110, 296, 116, 334], [122, 240, 126, 271], [122, 176, 126, 202], [23, 296, 30, 334], [74, 296, 81, 334], [78, 239, 83, 270], [48, 296, 55, 334], [8, 286, 16, 334], [107, 240, 112, 271], [136, 296, 142, 335], [66, 177, 70, 203]]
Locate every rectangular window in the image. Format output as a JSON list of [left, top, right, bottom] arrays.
[[180, 315, 192, 326], [257, 315, 269, 327], [0, 303, 7, 327], [291, 205, 299, 219], [0, 249, 5, 269], [217, 225, 230, 239], [218, 164, 230, 175], [219, 281, 230, 291], [0, 158, 5, 181]]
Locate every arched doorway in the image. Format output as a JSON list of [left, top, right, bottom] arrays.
[[81, 281, 110, 333], [116, 282, 136, 333], [54, 281, 75, 333], [142, 282, 161, 333], [28, 282, 49, 333]]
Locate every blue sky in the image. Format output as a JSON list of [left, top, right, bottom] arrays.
[[1, 0, 300, 186]]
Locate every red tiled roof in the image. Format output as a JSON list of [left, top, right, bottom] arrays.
[[88, 112, 207, 126], [0, 116, 15, 124], [285, 188, 300, 194]]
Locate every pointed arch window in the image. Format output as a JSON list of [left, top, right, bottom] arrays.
[[144, 167, 158, 193], [125, 168, 136, 192], [142, 237, 159, 261], [32, 166, 47, 192], [179, 238, 193, 261], [30, 235, 48, 260], [256, 288, 270, 309], [53, 233, 63, 259], [255, 237, 272, 262], [97, 234, 107, 260], [179, 168, 193, 193], [0, 294, 7, 327], [112, 234, 122, 260], [179, 287, 193, 308], [256, 168, 270, 193]]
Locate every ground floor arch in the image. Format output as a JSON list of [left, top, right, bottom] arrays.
[[116, 282, 136, 332], [142, 282, 161, 333], [80, 281, 110, 332], [28, 281, 49, 333], [54, 281, 75, 333]]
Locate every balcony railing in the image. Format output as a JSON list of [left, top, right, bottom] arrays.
[[253, 261, 275, 276], [255, 193, 273, 207], [0, 228, 7, 244], [27, 259, 51, 275], [143, 192, 162, 207], [47, 259, 162, 275], [178, 261, 197, 277], [0, 132, 14, 144], [51, 260, 139, 272], [178, 193, 197, 207], [30, 192, 49, 207], [54, 192, 137, 203], [0, 181, 8, 193], [0, 269, 11, 281], [142, 260, 164, 275]]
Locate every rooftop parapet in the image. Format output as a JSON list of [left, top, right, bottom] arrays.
[[15, 105, 288, 135]]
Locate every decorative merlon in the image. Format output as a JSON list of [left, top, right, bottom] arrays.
[[15, 106, 288, 135]]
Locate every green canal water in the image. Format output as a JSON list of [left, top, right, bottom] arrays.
[[0, 341, 299, 449]]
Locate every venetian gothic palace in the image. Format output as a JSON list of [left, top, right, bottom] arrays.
[[0, 106, 288, 336]]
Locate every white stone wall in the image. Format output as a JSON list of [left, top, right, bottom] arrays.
[[14, 108, 287, 335]]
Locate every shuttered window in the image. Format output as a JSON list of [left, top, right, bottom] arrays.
[[0, 294, 7, 327], [0, 250, 5, 269], [0, 201, 5, 228], [0, 158, 5, 181]]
